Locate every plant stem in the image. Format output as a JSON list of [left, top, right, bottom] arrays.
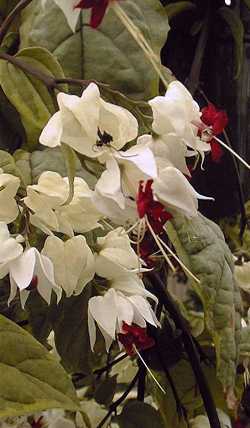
[[137, 359, 146, 401], [148, 271, 221, 428], [0, 0, 33, 45], [0, 51, 55, 87], [94, 353, 128, 377], [96, 371, 140, 428]]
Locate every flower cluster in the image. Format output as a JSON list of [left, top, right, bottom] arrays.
[[1, 80, 228, 354]]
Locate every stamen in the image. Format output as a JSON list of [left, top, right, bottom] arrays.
[[157, 234, 201, 284], [134, 345, 166, 394], [214, 136, 250, 170], [112, 2, 169, 89], [146, 216, 176, 272]]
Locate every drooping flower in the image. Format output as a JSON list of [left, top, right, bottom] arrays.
[[118, 322, 155, 356], [75, 0, 111, 29], [94, 227, 139, 279], [40, 83, 138, 159], [0, 223, 23, 280], [42, 235, 95, 297], [200, 103, 228, 162], [149, 81, 208, 155], [152, 166, 213, 218], [88, 288, 158, 351], [136, 179, 172, 234], [7, 247, 62, 308], [0, 169, 20, 224]]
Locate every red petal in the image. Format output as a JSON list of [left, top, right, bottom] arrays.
[[75, 0, 96, 9], [210, 141, 223, 163], [201, 104, 228, 136], [90, 0, 109, 28]]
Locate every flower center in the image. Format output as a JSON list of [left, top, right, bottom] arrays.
[[96, 128, 113, 147], [118, 322, 155, 356]]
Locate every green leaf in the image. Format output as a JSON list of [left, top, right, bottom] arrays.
[[0, 47, 65, 148], [50, 284, 94, 374], [116, 401, 165, 428], [20, 0, 169, 99], [13, 147, 97, 188], [218, 7, 244, 79], [94, 375, 117, 406], [166, 214, 242, 389], [165, 1, 196, 20], [0, 314, 79, 418]]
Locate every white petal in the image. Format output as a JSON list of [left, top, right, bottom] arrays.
[[128, 295, 158, 327], [88, 310, 97, 351], [39, 111, 62, 148], [99, 99, 138, 150], [54, 0, 80, 32], [9, 248, 36, 290], [96, 158, 125, 209], [115, 293, 134, 331], [88, 289, 118, 346], [152, 167, 199, 217]]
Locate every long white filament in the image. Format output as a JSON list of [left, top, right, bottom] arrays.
[[134, 345, 166, 394], [214, 136, 250, 170], [112, 2, 169, 89], [157, 234, 201, 284], [145, 217, 176, 273]]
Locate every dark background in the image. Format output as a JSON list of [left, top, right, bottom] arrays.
[[160, 0, 250, 220]]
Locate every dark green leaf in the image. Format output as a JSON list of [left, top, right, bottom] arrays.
[[218, 7, 244, 79], [94, 375, 117, 406], [0, 47, 65, 148], [165, 1, 196, 20], [116, 400, 165, 428], [51, 284, 94, 374]]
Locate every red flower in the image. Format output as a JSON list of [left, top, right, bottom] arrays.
[[118, 322, 155, 356], [201, 104, 228, 163], [201, 103, 228, 135], [75, 0, 110, 28], [136, 180, 172, 234]]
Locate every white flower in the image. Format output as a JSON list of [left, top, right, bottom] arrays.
[[149, 81, 209, 154], [93, 161, 137, 226], [7, 247, 62, 308], [24, 171, 101, 236], [115, 144, 157, 198], [138, 133, 191, 177], [0, 169, 20, 224], [0, 223, 23, 280], [152, 166, 213, 218], [88, 288, 158, 351], [42, 0, 80, 32], [94, 227, 139, 279], [42, 235, 95, 297], [40, 83, 138, 158]]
